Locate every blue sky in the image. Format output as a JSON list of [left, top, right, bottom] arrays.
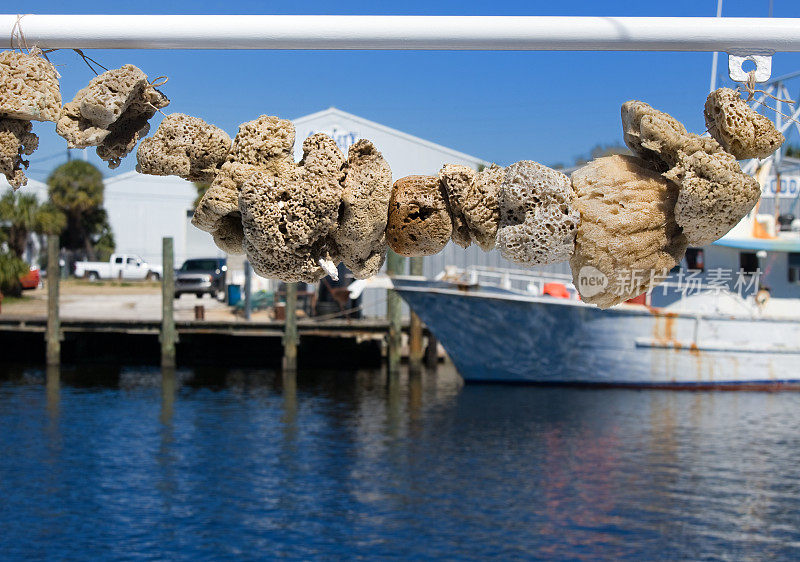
[[7, 0, 800, 182]]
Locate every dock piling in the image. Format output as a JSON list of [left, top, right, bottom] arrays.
[[283, 282, 298, 371], [408, 256, 424, 373], [386, 250, 405, 374], [160, 237, 177, 367], [426, 333, 439, 370], [45, 235, 60, 366], [243, 260, 252, 321]]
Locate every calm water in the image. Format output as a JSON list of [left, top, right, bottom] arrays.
[[1, 364, 800, 560]]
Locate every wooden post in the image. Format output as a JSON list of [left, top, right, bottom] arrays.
[[386, 250, 405, 374], [243, 260, 252, 321], [45, 235, 60, 366], [408, 256, 424, 373], [426, 333, 439, 370], [283, 282, 298, 371], [160, 237, 177, 368]]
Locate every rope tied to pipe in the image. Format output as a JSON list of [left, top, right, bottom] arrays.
[[10, 14, 29, 52]]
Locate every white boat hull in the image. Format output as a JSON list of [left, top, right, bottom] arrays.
[[393, 279, 800, 387]]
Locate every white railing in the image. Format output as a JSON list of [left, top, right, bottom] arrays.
[[3, 15, 800, 52], [436, 265, 578, 299]]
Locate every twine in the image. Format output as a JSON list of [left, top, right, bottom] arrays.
[[736, 70, 799, 126], [145, 76, 170, 117], [10, 14, 29, 52], [150, 76, 169, 87], [72, 48, 108, 76]]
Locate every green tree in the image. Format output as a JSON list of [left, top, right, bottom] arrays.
[[86, 208, 115, 261], [0, 250, 28, 297], [193, 181, 210, 208], [575, 143, 632, 166], [0, 190, 65, 258], [47, 160, 112, 260], [786, 145, 800, 158]]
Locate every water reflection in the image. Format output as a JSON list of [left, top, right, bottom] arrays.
[[0, 363, 799, 559], [45, 364, 60, 422]]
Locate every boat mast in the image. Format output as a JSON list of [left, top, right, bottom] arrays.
[[709, 0, 724, 93]]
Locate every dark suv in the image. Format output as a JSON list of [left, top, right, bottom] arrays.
[[175, 258, 227, 299]]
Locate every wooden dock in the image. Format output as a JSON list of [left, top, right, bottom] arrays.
[[0, 315, 417, 369], [0, 315, 396, 337]]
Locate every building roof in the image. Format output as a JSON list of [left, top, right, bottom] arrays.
[[293, 107, 489, 167]]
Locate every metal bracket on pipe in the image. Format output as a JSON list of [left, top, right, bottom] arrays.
[[727, 53, 772, 83]]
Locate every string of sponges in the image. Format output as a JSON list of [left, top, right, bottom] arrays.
[[1, 51, 170, 187], [0, 47, 782, 307], [177, 88, 780, 306]]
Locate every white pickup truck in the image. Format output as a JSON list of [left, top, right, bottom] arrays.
[[74, 253, 163, 281]]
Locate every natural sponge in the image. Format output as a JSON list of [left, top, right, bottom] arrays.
[[0, 50, 61, 122], [704, 88, 784, 159], [622, 99, 761, 245], [496, 161, 579, 266], [386, 175, 452, 257], [665, 150, 761, 246], [192, 115, 295, 254], [136, 113, 231, 182], [0, 118, 38, 189], [621, 100, 722, 171], [239, 133, 345, 282], [439, 163, 504, 250], [56, 64, 169, 168], [570, 155, 688, 309], [332, 139, 393, 278]]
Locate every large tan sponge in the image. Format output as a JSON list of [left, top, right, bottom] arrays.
[[496, 161, 579, 267], [386, 175, 452, 257], [0, 118, 38, 189], [621, 100, 722, 171], [136, 113, 231, 182], [0, 50, 61, 122], [332, 140, 393, 278], [56, 64, 169, 168], [665, 150, 761, 246], [192, 115, 295, 254], [570, 155, 688, 309], [704, 88, 784, 160], [622, 99, 761, 245], [239, 133, 345, 282], [439, 163, 503, 250]]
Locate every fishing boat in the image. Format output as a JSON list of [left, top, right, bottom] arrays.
[[393, 71, 800, 387], [393, 243, 800, 387], [394, 190, 800, 386]]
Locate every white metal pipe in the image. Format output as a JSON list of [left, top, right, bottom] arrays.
[[3, 15, 800, 52]]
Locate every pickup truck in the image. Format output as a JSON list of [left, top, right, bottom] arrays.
[[175, 257, 227, 299], [75, 254, 163, 281]]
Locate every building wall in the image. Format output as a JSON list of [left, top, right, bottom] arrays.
[[102, 172, 222, 267]]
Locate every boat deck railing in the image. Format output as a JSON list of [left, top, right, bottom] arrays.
[[437, 265, 768, 315], [436, 265, 579, 299]]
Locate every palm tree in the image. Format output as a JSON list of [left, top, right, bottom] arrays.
[[0, 251, 28, 298], [47, 160, 105, 259], [0, 190, 65, 259]]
